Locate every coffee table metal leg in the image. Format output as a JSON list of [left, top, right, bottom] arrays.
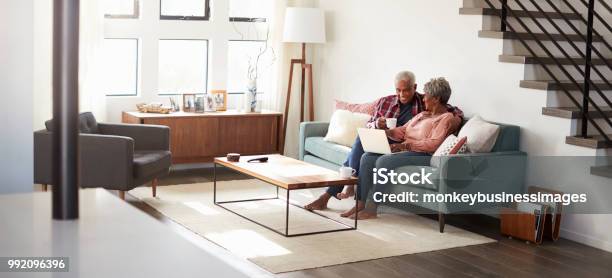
[[213, 163, 217, 204], [354, 195, 358, 229], [285, 189, 290, 236]]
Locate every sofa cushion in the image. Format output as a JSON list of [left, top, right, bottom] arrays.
[[133, 150, 172, 179], [303, 155, 342, 171], [305, 137, 350, 166]]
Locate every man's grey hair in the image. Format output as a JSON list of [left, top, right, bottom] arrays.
[[423, 77, 452, 104], [395, 71, 416, 87]]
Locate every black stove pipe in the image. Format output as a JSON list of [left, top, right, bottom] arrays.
[[52, 0, 79, 220]]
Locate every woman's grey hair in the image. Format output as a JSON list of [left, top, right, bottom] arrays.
[[424, 77, 452, 104], [395, 71, 416, 87]]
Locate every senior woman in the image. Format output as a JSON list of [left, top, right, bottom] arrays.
[[342, 77, 462, 219]]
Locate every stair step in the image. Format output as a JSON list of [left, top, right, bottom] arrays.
[[460, 7, 582, 20], [478, 30, 604, 42], [499, 55, 612, 65], [520, 80, 612, 90], [566, 134, 612, 149], [591, 166, 612, 178], [542, 107, 612, 119]]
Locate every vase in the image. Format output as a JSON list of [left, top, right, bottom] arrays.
[[246, 79, 257, 113]]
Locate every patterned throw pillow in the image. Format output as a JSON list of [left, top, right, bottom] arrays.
[[334, 100, 377, 116], [430, 135, 468, 167]]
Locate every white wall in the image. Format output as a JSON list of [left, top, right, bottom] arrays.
[[33, 0, 53, 130], [313, 0, 612, 251], [0, 0, 34, 193]]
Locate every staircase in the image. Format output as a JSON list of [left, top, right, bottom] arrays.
[[460, 0, 612, 177]]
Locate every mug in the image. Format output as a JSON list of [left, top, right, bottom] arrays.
[[386, 118, 398, 129], [339, 166, 356, 178]]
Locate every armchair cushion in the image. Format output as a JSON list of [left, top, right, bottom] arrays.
[[45, 112, 99, 134], [133, 150, 172, 180], [98, 123, 170, 151]]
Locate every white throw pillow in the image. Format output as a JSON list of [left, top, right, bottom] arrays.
[[458, 115, 500, 153], [324, 110, 372, 147]]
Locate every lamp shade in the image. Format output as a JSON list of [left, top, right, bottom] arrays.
[[282, 7, 326, 44]]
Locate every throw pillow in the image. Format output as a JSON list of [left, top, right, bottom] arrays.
[[334, 100, 376, 116], [430, 135, 468, 167], [458, 115, 500, 153], [324, 109, 372, 147]]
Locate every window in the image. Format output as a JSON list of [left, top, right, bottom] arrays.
[[227, 40, 274, 94], [158, 40, 208, 95], [229, 0, 270, 22], [160, 0, 210, 20], [102, 39, 139, 96], [104, 0, 139, 19]]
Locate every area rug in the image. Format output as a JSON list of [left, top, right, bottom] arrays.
[[130, 180, 494, 273]]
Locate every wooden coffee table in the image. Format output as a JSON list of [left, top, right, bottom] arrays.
[[214, 154, 358, 237]]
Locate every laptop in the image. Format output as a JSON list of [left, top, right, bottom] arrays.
[[357, 128, 392, 154]]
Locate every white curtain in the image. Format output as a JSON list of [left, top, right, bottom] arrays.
[[260, 0, 288, 112], [79, 0, 106, 121]]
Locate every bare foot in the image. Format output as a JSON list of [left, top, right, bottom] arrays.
[[340, 201, 365, 218], [349, 210, 377, 220], [336, 185, 355, 199], [304, 194, 331, 211]]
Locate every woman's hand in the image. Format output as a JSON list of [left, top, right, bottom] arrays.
[[390, 143, 404, 153], [390, 142, 411, 153]]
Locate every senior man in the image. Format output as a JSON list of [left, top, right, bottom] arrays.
[[305, 71, 463, 212]]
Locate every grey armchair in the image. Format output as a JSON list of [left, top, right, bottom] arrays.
[[34, 112, 171, 199]]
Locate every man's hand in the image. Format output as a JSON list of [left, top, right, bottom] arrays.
[[377, 117, 387, 129]]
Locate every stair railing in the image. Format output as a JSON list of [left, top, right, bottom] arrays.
[[486, 0, 611, 145]]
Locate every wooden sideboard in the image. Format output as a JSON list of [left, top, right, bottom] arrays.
[[122, 110, 283, 164]]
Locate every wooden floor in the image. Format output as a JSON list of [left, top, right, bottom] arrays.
[[122, 166, 612, 278]]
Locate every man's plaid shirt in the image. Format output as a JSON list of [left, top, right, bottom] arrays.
[[367, 93, 464, 128]]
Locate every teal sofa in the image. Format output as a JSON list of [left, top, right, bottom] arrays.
[[299, 121, 527, 232]]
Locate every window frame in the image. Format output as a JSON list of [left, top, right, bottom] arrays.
[[157, 39, 210, 96], [228, 0, 269, 23], [104, 0, 140, 19], [227, 39, 272, 95], [159, 0, 211, 21], [229, 17, 267, 23], [103, 38, 140, 97]]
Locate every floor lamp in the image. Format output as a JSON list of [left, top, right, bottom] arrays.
[[280, 7, 326, 154]]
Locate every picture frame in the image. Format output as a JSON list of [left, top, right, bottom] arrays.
[[183, 94, 196, 112], [204, 93, 216, 112], [194, 95, 205, 113], [210, 90, 227, 111]]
